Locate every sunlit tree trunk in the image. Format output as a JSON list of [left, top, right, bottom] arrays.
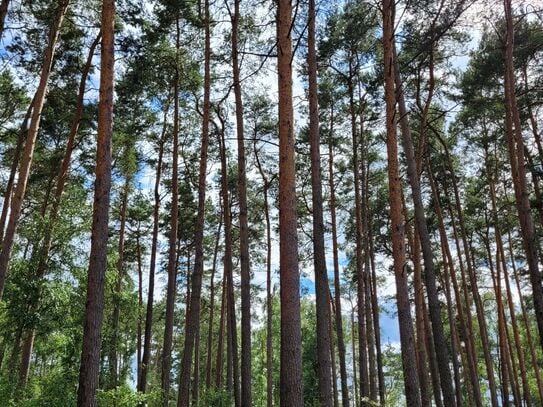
[[76, 0, 115, 404], [18, 32, 100, 387], [0, 0, 71, 300], [382, 1, 421, 405], [277, 0, 304, 404]]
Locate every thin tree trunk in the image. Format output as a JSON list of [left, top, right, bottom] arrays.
[[253, 128, 274, 407], [0, 0, 71, 300], [109, 179, 130, 388], [177, 0, 211, 403], [136, 233, 143, 388], [487, 144, 532, 406], [507, 230, 543, 403], [433, 127, 499, 407], [328, 299, 339, 407], [392, 42, 454, 407], [503, 0, 543, 353], [367, 216, 385, 406], [0, 101, 33, 244], [351, 307, 358, 405], [229, 0, 252, 403], [349, 81, 369, 404], [328, 114, 349, 407], [161, 17, 181, 405], [308, 0, 332, 404], [215, 273, 227, 389], [138, 100, 168, 394], [404, 218, 431, 407], [205, 215, 222, 388], [382, 2, 421, 404], [76, 0, 115, 404]]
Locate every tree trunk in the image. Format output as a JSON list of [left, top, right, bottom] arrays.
[[138, 101, 167, 394], [76, 0, 115, 404], [0, 101, 33, 244], [205, 214, 222, 388], [229, 0, 252, 404], [328, 113, 349, 407], [0, 0, 10, 39], [392, 43, 454, 407], [253, 125, 274, 407], [215, 273, 227, 388], [0, 0, 70, 300], [161, 16, 181, 405], [277, 0, 303, 404], [382, 1, 421, 405], [17, 32, 100, 387], [503, 0, 543, 353], [108, 179, 129, 388], [508, 231, 543, 403], [217, 114, 240, 407], [307, 0, 332, 404], [177, 0, 211, 403]]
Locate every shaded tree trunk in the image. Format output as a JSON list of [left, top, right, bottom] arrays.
[[0, 0, 9, 39], [308, 0, 332, 404], [253, 125, 274, 407], [230, 0, 252, 403], [328, 112, 349, 407], [205, 214, 222, 388], [392, 43, 454, 407], [503, 0, 543, 353], [161, 17, 181, 405], [177, 0, 211, 403], [76, 0, 115, 404], [138, 100, 168, 394]]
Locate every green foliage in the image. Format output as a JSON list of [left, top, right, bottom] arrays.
[[97, 385, 160, 407]]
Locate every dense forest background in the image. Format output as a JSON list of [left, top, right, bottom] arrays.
[[0, 0, 542, 406]]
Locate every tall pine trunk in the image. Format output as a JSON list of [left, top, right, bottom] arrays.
[[230, 0, 252, 403], [277, 0, 304, 404], [392, 45, 455, 407], [382, 1, 421, 405], [161, 17, 181, 405], [307, 0, 332, 404], [177, 0, 211, 403], [138, 101, 167, 393], [76, 0, 115, 404], [328, 113, 349, 407], [503, 0, 543, 353]]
